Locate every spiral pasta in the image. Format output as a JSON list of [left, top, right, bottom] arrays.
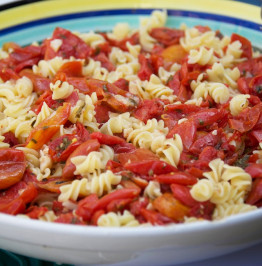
[[144, 181, 162, 199], [50, 80, 74, 100], [71, 145, 114, 177], [229, 94, 250, 116], [97, 210, 140, 227]]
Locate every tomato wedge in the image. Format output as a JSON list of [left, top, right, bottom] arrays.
[[26, 102, 71, 150], [153, 193, 190, 222], [0, 148, 26, 190]]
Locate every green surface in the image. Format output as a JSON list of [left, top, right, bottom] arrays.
[[0, 250, 72, 266]]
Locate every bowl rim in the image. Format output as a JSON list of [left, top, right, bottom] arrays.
[[0, 0, 262, 241]]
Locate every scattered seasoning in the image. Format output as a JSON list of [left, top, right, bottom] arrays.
[[199, 119, 205, 126], [148, 169, 154, 176], [55, 181, 67, 185], [234, 154, 250, 169], [167, 75, 173, 84], [31, 138, 38, 144], [255, 85, 262, 94], [42, 126, 49, 130], [141, 86, 146, 91], [103, 84, 108, 92]]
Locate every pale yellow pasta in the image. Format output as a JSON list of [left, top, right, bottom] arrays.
[[39, 145, 53, 173], [58, 178, 89, 202], [39, 211, 57, 222], [180, 26, 230, 57], [229, 94, 250, 116], [50, 39, 63, 52], [203, 158, 225, 183], [107, 23, 131, 41], [190, 179, 214, 202], [221, 164, 252, 189], [139, 10, 167, 51], [193, 82, 230, 104], [33, 57, 70, 78], [144, 181, 162, 199], [78, 31, 106, 48], [86, 170, 122, 197], [16, 147, 40, 168], [129, 74, 177, 102], [34, 102, 54, 127], [0, 135, 9, 148], [206, 63, 240, 89], [212, 203, 257, 220], [97, 210, 140, 227], [50, 80, 74, 100], [69, 93, 99, 132], [71, 145, 114, 177], [188, 47, 218, 65]]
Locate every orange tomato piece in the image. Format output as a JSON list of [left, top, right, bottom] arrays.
[[161, 44, 187, 64], [153, 193, 189, 222], [26, 102, 71, 150], [0, 148, 26, 190]]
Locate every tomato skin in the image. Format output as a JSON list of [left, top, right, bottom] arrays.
[[26, 102, 71, 150], [2, 132, 19, 147], [90, 132, 125, 145], [229, 103, 262, 133], [190, 130, 221, 154], [92, 52, 115, 71], [113, 78, 129, 91], [113, 142, 136, 154], [90, 210, 105, 226], [153, 193, 190, 222], [0, 148, 26, 190], [54, 212, 85, 225], [245, 164, 262, 178], [124, 160, 177, 176], [62, 139, 100, 179], [44, 27, 91, 60], [245, 179, 262, 205], [133, 99, 164, 123], [150, 27, 184, 46], [37, 177, 72, 193], [25, 206, 48, 219], [118, 148, 159, 165], [48, 134, 82, 163], [0, 182, 38, 215], [155, 172, 197, 186], [167, 120, 196, 150], [189, 108, 227, 128], [161, 44, 187, 64], [140, 208, 173, 225], [171, 184, 198, 207], [138, 54, 154, 81], [75, 194, 99, 221], [231, 33, 252, 59], [96, 188, 140, 210], [106, 198, 133, 213], [56, 61, 83, 77]]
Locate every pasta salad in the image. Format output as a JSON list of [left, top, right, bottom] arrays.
[[0, 10, 261, 227]]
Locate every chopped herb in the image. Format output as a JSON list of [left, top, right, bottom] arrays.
[[199, 119, 205, 126], [76, 103, 85, 118], [255, 85, 262, 94], [148, 169, 154, 176], [42, 126, 49, 130], [94, 46, 101, 55], [167, 75, 173, 84], [70, 217, 79, 224], [103, 84, 108, 92], [175, 109, 183, 113], [129, 97, 138, 106], [234, 154, 250, 169], [56, 99, 65, 104], [31, 120, 36, 127], [31, 138, 37, 144], [59, 34, 67, 39], [55, 181, 67, 185], [141, 86, 146, 91], [208, 100, 213, 108]]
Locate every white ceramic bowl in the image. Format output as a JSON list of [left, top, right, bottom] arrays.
[[0, 0, 261, 265]]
